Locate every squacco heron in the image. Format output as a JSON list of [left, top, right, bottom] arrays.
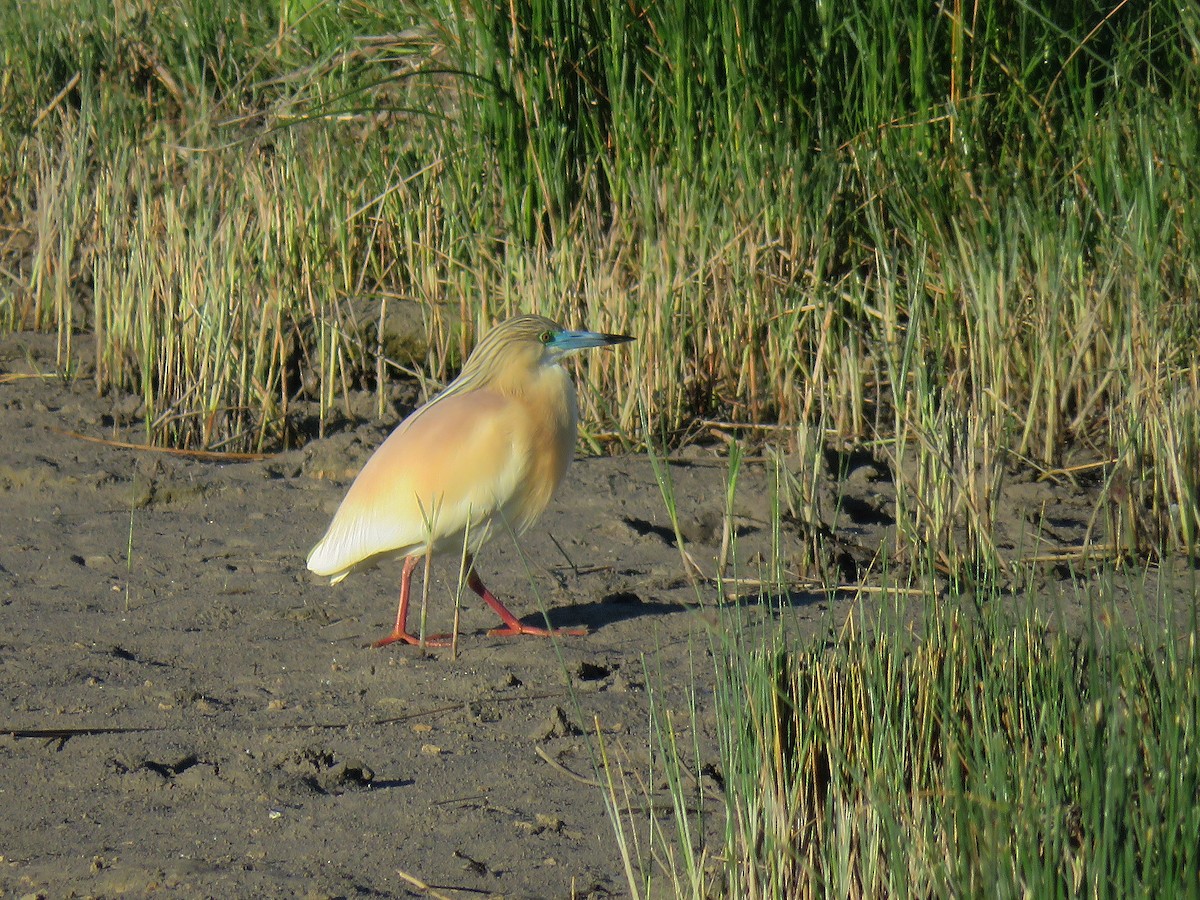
[[307, 314, 633, 648]]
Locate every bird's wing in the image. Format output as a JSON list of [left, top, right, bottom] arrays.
[[306, 389, 529, 580]]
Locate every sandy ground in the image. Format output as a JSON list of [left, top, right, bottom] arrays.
[[0, 331, 1189, 899]]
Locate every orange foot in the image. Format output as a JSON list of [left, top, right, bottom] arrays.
[[369, 630, 454, 649]]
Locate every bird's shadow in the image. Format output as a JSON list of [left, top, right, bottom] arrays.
[[526, 586, 828, 634], [535, 593, 690, 632]]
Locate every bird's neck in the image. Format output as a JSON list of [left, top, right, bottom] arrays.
[[489, 358, 562, 399]]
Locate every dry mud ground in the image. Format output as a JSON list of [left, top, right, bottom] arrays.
[[1, 332, 1193, 899]]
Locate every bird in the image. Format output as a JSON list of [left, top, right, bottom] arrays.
[[306, 314, 634, 648]]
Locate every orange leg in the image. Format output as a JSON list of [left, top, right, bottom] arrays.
[[370, 556, 452, 648], [466, 565, 587, 638]]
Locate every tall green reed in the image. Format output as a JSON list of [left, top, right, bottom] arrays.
[[2, 0, 1198, 557], [655, 578, 1200, 897]]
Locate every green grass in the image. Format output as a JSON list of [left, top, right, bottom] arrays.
[[784, 586, 1195, 897], [591, 436, 1200, 898], [3, 0, 1197, 564], [601, 567, 1200, 899]]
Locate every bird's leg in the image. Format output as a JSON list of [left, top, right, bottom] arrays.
[[370, 555, 452, 648], [465, 564, 587, 638]]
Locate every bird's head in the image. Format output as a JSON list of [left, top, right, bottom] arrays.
[[455, 315, 634, 391]]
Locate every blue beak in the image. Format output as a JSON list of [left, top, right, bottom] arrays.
[[548, 329, 635, 354]]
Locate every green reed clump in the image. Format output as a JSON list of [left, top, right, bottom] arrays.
[[2, 0, 1198, 558], [681, 588, 1200, 898], [601, 449, 1200, 897]]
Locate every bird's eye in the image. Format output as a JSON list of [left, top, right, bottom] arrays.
[[539, 330, 553, 344]]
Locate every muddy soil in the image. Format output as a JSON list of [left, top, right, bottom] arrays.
[[0, 331, 1189, 899]]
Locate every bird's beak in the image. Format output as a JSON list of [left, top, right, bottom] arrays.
[[549, 329, 635, 354]]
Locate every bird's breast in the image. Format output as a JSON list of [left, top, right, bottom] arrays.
[[505, 365, 578, 531]]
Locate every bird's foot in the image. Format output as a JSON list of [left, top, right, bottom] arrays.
[[369, 630, 454, 649], [486, 623, 588, 638]]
